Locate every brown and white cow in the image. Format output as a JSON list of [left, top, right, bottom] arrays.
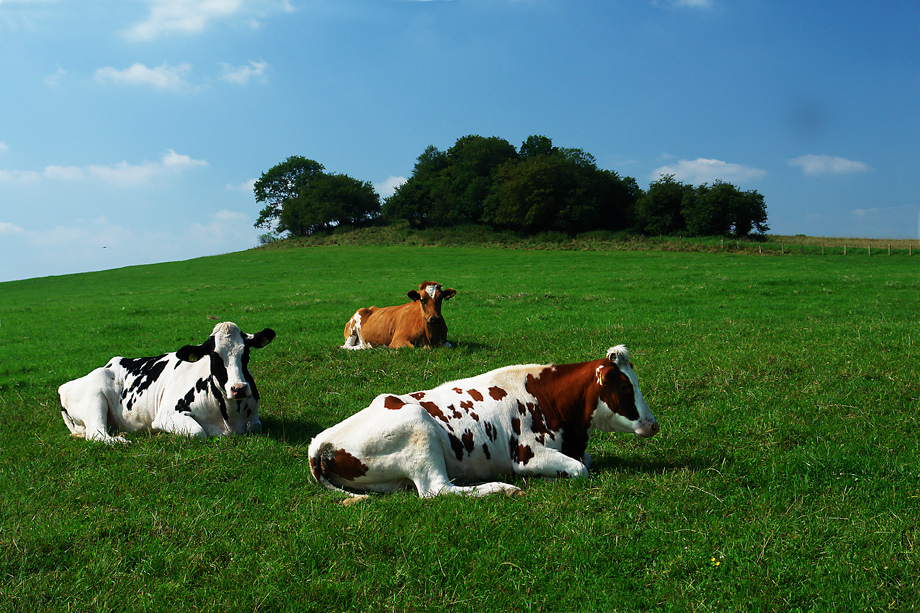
[[341, 281, 456, 350], [308, 345, 658, 497]]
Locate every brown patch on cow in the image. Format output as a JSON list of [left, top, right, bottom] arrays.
[[447, 404, 463, 420], [484, 421, 497, 442], [421, 401, 448, 424], [516, 400, 527, 416], [523, 361, 611, 461], [468, 389, 484, 402], [327, 449, 369, 480], [511, 417, 521, 435], [410, 392, 425, 400], [470, 411, 479, 421], [508, 436, 535, 466], [460, 400, 474, 411], [482, 443, 491, 459], [453, 387, 464, 394], [384, 395, 406, 410], [488, 386, 507, 401]]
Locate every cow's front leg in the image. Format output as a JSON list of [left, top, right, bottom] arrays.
[[515, 448, 589, 480], [152, 411, 208, 437]]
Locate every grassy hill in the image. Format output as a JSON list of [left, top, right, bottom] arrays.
[[1, 241, 917, 611]]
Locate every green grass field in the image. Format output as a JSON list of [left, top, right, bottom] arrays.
[[1, 244, 917, 612]]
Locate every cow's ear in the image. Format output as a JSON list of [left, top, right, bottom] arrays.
[[176, 344, 206, 362], [442, 288, 457, 300], [407, 291, 421, 302], [247, 328, 276, 349]]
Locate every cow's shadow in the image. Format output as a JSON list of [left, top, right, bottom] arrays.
[[259, 416, 324, 446], [590, 453, 711, 475]]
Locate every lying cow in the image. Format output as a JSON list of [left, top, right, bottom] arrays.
[[59, 322, 276, 444], [309, 345, 658, 498], [342, 281, 456, 350]]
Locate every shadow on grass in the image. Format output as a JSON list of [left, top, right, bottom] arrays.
[[260, 415, 324, 446], [592, 453, 714, 475]]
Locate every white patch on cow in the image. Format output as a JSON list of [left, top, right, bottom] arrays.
[[342, 311, 372, 350], [425, 284, 438, 299]]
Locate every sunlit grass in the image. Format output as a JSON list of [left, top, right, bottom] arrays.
[[1, 244, 917, 611]]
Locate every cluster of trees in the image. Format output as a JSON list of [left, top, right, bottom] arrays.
[[254, 135, 768, 240], [254, 156, 379, 238]]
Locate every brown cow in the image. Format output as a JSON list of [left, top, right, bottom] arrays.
[[342, 281, 456, 349]]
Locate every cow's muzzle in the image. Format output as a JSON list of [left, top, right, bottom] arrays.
[[229, 383, 251, 399], [635, 420, 660, 438]]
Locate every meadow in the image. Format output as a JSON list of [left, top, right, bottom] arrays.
[[0, 244, 917, 612]]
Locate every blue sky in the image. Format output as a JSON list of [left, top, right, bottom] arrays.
[[1, 0, 918, 282]]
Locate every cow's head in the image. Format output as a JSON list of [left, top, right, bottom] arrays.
[[176, 322, 276, 434], [591, 345, 659, 438], [407, 281, 456, 325]]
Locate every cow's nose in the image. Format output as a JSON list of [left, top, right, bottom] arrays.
[[230, 383, 251, 399], [636, 420, 660, 438]]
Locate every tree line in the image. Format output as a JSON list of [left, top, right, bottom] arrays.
[[254, 135, 768, 240]]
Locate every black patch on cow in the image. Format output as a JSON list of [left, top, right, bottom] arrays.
[[447, 433, 465, 462], [482, 443, 491, 460], [461, 429, 475, 455], [511, 417, 521, 435], [175, 388, 196, 413], [120, 355, 170, 411]]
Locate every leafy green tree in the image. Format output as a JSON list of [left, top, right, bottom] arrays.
[[683, 181, 769, 237], [383, 136, 516, 227], [483, 146, 637, 234], [635, 174, 690, 235], [255, 156, 379, 237]]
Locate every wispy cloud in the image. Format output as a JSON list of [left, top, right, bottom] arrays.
[[673, 0, 713, 8], [219, 60, 269, 85], [0, 221, 25, 235], [1, 150, 208, 187], [653, 158, 766, 184], [788, 154, 870, 176], [123, 0, 294, 42], [225, 178, 257, 192], [374, 176, 406, 199], [124, 0, 245, 42], [95, 62, 193, 90], [0, 142, 8, 153]]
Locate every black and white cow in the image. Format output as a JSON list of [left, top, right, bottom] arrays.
[[59, 322, 275, 444], [308, 345, 658, 498]]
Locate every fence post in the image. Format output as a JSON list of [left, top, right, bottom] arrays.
[[844, 244, 847, 256], [868, 244, 871, 256], [782, 243, 785, 254], [889, 244, 891, 256], [821, 244, 825, 256]]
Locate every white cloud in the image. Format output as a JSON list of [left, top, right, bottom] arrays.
[[94, 62, 193, 90], [1, 150, 208, 187], [652, 158, 766, 184], [673, 0, 713, 7], [0, 221, 25, 235], [0, 142, 8, 153], [44, 66, 66, 87], [225, 178, 256, 192], [375, 175, 406, 198], [124, 0, 245, 41], [219, 60, 268, 85], [788, 154, 870, 176], [0, 169, 41, 183]]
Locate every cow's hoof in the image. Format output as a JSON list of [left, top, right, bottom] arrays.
[[507, 489, 526, 498]]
